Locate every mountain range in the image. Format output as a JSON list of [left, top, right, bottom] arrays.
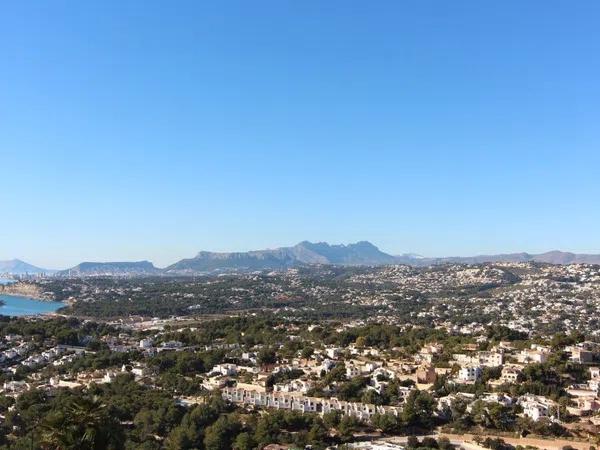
[[394, 250, 600, 266], [3, 242, 600, 276], [164, 241, 397, 273]]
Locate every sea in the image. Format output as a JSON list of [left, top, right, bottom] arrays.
[[0, 278, 64, 316]]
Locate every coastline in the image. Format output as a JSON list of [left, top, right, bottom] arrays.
[[0, 282, 56, 302], [0, 292, 54, 302]]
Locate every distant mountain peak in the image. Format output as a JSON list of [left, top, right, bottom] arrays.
[[0, 259, 52, 275], [400, 253, 426, 259], [58, 261, 160, 277]]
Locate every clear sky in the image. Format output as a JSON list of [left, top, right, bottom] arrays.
[[1, 1, 599, 269]]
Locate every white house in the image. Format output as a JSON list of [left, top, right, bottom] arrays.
[[210, 363, 238, 376], [139, 338, 153, 349], [458, 366, 482, 383], [518, 395, 556, 422]]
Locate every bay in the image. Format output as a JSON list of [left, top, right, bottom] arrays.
[[0, 294, 65, 316]]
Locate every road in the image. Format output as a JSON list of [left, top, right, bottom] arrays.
[[378, 432, 592, 450]]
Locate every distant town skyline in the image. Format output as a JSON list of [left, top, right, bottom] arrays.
[[2, 1, 600, 268]]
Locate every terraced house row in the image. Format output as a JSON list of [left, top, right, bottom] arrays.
[[222, 386, 402, 421]]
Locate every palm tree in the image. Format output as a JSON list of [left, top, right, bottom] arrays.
[[40, 396, 123, 450], [39, 412, 75, 450], [67, 396, 107, 449]]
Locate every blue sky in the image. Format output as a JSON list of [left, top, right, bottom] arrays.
[[1, 1, 599, 269]]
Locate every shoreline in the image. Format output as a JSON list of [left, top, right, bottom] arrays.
[[0, 292, 56, 302], [0, 282, 56, 302]]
